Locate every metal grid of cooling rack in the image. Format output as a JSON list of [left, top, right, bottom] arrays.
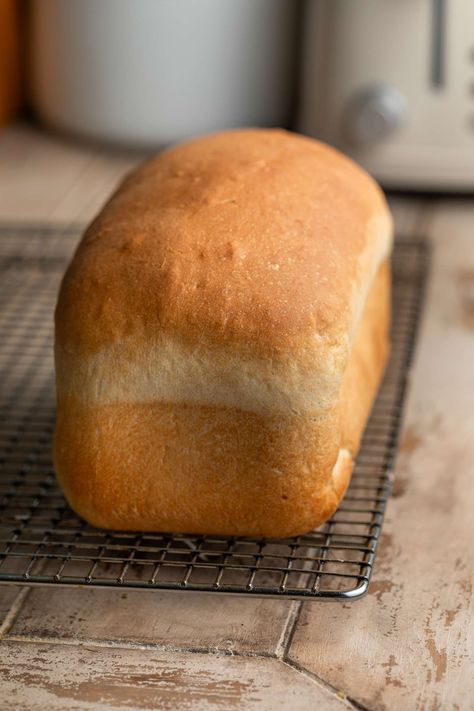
[[0, 224, 428, 600]]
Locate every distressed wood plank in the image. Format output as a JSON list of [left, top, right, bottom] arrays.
[[9, 587, 293, 657], [288, 201, 474, 711], [0, 641, 353, 710]]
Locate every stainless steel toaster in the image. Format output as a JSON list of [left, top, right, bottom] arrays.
[[299, 0, 474, 190]]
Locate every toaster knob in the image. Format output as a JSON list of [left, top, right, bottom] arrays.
[[346, 86, 406, 144]]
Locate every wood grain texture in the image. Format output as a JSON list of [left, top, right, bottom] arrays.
[[0, 641, 353, 710], [288, 203, 474, 711], [9, 587, 293, 657]]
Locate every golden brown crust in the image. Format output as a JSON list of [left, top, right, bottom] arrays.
[[54, 261, 390, 537], [55, 129, 391, 362]]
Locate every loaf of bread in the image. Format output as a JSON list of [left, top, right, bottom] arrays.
[[54, 129, 393, 537]]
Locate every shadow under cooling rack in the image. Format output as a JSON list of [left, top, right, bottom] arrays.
[[0, 224, 428, 600]]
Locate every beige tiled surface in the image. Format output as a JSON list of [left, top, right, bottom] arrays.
[[0, 641, 354, 711], [288, 209, 474, 710], [0, 587, 28, 631], [0, 559, 35, 631], [9, 588, 293, 656], [0, 124, 138, 223], [0, 124, 473, 709]]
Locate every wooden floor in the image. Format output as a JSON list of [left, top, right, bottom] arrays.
[[0, 123, 473, 710]]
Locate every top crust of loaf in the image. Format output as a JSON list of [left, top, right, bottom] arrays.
[[55, 129, 392, 415]]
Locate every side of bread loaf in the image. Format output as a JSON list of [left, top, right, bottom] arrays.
[[54, 128, 393, 536]]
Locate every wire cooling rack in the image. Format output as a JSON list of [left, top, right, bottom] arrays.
[[0, 224, 428, 600]]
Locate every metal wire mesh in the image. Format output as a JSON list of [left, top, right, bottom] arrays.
[[0, 224, 428, 600]]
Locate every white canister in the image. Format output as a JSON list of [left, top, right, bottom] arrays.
[[30, 0, 298, 148]]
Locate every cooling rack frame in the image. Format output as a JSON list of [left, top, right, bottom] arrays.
[[0, 224, 428, 601]]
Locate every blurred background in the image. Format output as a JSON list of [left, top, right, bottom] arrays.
[[2, 0, 473, 191], [1, 5, 474, 707]]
